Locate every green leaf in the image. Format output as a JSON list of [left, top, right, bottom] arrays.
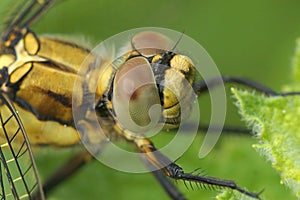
[[217, 37, 300, 200], [229, 40, 300, 199], [232, 88, 300, 198]]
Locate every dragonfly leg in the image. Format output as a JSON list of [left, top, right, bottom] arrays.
[[133, 137, 262, 199]]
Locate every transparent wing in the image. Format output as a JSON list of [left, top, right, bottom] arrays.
[[0, 93, 44, 200], [0, 0, 56, 40]]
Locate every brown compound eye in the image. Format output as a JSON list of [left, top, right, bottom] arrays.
[[130, 31, 197, 129], [131, 31, 173, 57], [112, 56, 162, 133]]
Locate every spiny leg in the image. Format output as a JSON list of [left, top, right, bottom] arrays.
[[134, 137, 262, 200]]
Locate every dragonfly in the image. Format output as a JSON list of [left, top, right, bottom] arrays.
[[2, 0, 299, 199]]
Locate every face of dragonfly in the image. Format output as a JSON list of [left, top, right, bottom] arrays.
[[105, 31, 196, 134]]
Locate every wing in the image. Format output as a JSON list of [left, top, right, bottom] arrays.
[[0, 93, 44, 200], [0, 0, 56, 43]]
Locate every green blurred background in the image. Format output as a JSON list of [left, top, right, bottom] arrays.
[[3, 0, 300, 199]]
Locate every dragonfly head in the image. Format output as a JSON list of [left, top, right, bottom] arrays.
[[112, 31, 196, 133]]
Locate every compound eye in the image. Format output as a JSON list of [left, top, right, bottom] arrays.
[[131, 31, 172, 57], [112, 56, 161, 133]]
